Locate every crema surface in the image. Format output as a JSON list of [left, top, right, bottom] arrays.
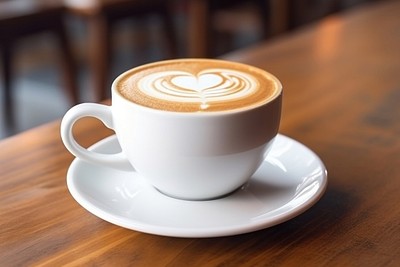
[[116, 59, 281, 112]]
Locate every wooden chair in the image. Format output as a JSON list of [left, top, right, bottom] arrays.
[[187, 0, 271, 58], [0, 0, 79, 126], [66, 0, 177, 101]]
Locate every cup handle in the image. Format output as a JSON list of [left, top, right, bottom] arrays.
[[60, 103, 133, 171]]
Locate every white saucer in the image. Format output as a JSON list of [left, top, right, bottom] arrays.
[[67, 134, 327, 238]]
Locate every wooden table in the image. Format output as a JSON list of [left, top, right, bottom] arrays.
[[1, 1, 400, 265]]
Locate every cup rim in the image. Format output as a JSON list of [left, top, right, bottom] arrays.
[[111, 58, 283, 117]]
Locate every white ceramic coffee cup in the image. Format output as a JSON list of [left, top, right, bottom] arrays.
[[61, 60, 282, 200]]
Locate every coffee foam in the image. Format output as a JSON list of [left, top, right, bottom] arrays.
[[116, 59, 281, 112]]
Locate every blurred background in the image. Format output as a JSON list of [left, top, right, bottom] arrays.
[[0, 0, 377, 139]]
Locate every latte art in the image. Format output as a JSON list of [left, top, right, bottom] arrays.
[[139, 69, 257, 110], [116, 59, 281, 112]]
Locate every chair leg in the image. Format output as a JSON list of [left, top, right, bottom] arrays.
[[256, 0, 271, 39], [187, 0, 210, 58], [88, 15, 112, 101], [159, 3, 177, 58], [53, 18, 80, 105], [1, 43, 15, 127]]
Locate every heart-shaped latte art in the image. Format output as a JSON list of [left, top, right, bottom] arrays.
[[171, 74, 223, 92], [138, 69, 257, 110]]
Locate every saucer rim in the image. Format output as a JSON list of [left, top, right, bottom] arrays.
[[67, 134, 328, 238]]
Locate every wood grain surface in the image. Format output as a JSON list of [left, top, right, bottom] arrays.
[[1, 1, 400, 266]]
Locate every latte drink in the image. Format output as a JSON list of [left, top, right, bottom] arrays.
[[116, 59, 281, 113]]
